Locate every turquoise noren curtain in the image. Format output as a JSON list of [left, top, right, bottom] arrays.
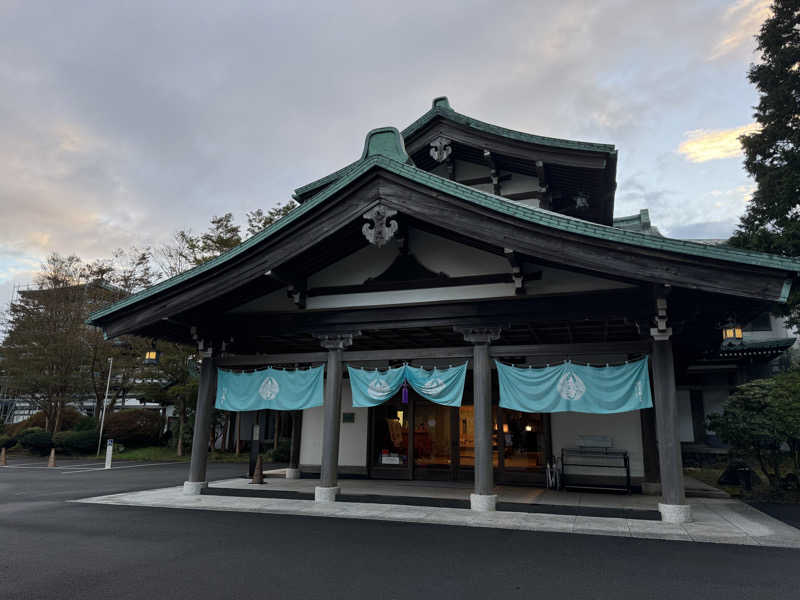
[[348, 363, 468, 408], [347, 365, 406, 408], [496, 357, 652, 414], [404, 363, 467, 407], [215, 365, 324, 411]]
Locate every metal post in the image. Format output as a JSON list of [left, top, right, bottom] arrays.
[[650, 295, 691, 523], [96, 357, 113, 457], [314, 332, 357, 502], [184, 350, 216, 495], [458, 327, 501, 511], [104, 438, 113, 469]]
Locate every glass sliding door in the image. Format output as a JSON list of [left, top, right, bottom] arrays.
[[413, 400, 453, 472]]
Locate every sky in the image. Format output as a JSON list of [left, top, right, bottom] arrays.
[[0, 0, 772, 304]]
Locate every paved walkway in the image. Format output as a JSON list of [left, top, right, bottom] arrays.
[[74, 476, 800, 548]]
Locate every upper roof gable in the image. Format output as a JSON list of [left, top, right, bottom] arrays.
[[293, 97, 616, 203], [88, 127, 800, 329]]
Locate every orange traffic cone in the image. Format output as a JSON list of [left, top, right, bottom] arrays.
[[48, 447, 56, 468], [252, 455, 264, 484]]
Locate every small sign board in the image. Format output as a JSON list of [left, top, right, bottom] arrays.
[[342, 412, 355, 423]]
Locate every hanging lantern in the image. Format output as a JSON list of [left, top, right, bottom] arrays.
[[401, 381, 409, 404]]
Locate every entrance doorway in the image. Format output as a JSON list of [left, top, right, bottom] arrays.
[[368, 388, 550, 484]]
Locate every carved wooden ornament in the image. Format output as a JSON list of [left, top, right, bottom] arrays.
[[362, 205, 398, 247]]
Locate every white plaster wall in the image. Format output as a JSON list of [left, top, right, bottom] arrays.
[[299, 380, 368, 468], [230, 228, 632, 313], [550, 411, 645, 478]]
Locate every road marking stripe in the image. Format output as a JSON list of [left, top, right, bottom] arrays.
[[62, 462, 180, 474]]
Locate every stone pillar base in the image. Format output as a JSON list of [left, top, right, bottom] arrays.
[[658, 502, 692, 523], [641, 482, 661, 496], [285, 468, 301, 479], [315, 486, 340, 503], [183, 481, 207, 496], [470, 493, 497, 512]]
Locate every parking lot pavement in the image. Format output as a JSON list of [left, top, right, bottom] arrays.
[[3, 460, 800, 600]]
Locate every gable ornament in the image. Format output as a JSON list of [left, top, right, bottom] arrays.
[[362, 205, 398, 247], [429, 136, 452, 163]]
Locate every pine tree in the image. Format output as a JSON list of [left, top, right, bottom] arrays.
[[730, 0, 800, 328]]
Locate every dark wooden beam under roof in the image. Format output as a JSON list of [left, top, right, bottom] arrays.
[[92, 170, 794, 343]]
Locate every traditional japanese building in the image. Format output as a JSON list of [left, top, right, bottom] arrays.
[[88, 97, 800, 523]]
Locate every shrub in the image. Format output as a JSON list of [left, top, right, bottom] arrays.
[[7, 407, 85, 436], [53, 430, 98, 454], [0, 435, 16, 450], [103, 409, 162, 448], [73, 416, 98, 432], [17, 427, 53, 455], [264, 440, 291, 463]]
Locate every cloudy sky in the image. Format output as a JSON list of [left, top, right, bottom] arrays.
[[0, 0, 771, 303]]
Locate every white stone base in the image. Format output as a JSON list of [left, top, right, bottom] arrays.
[[659, 502, 692, 523], [315, 486, 340, 503], [183, 481, 207, 496], [641, 482, 662, 496], [470, 493, 497, 512], [285, 468, 301, 480]]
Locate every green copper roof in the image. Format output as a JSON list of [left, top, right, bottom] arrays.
[[718, 337, 796, 356], [293, 97, 616, 200], [89, 131, 800, 325], [403, 96, 616, 153]]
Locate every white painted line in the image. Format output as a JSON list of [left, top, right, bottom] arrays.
[[62, 461, 179, 474]]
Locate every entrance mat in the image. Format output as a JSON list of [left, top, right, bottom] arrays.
[[202, 488, 660, 521]]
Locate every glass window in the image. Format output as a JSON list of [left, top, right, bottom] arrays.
[[502, 410, 545, 469], [372, 397, 408, 467], [458, 404, 499, 468]]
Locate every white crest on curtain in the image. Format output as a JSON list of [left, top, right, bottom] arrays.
[[367, 378, 393, 400], [259, 376, 280, 401], [557, 370, 586, 401], [421, 377, 446, 396]]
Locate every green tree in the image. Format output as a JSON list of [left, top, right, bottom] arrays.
[[730, 0, 800, 328], [709, 369, 800, 489], [245, 201, 297, 237]]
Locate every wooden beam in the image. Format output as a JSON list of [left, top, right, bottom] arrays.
[[306, 272, 513, 297], [217, 340, 650, 367]]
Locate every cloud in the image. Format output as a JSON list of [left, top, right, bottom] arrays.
[[677, 123, 759, 163], [709, 0, 770, 60]]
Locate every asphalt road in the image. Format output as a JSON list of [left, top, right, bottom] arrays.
[[1, 458, 799, 600]]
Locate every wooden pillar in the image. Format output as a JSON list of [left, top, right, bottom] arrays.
[[650, 296, 691, 523], [459, 327, 501, 511], [315, 332, 357, 502], [185, 348, 217, 495]]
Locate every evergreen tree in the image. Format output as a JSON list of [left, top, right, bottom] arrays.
[[731, 0, 800, 328]]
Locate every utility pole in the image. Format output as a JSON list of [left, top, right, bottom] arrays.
[[96, 357, 113, 457]]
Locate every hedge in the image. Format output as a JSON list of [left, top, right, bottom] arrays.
[[7, 407, 85, 437], [17, 427, 53, 455], [103, 409, 162, 448], [53, 430, 98, 454], [0, 435, 16, 450]]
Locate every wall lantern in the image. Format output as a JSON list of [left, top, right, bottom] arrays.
[[721, 319, 743, 345], [144, 349, 161, 365]]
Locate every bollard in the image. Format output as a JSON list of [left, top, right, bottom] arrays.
[[252, 455, 264, 485], [1, 447, 6, 466], [48, 447, 56, 468], [105, 438, 113, 470]]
